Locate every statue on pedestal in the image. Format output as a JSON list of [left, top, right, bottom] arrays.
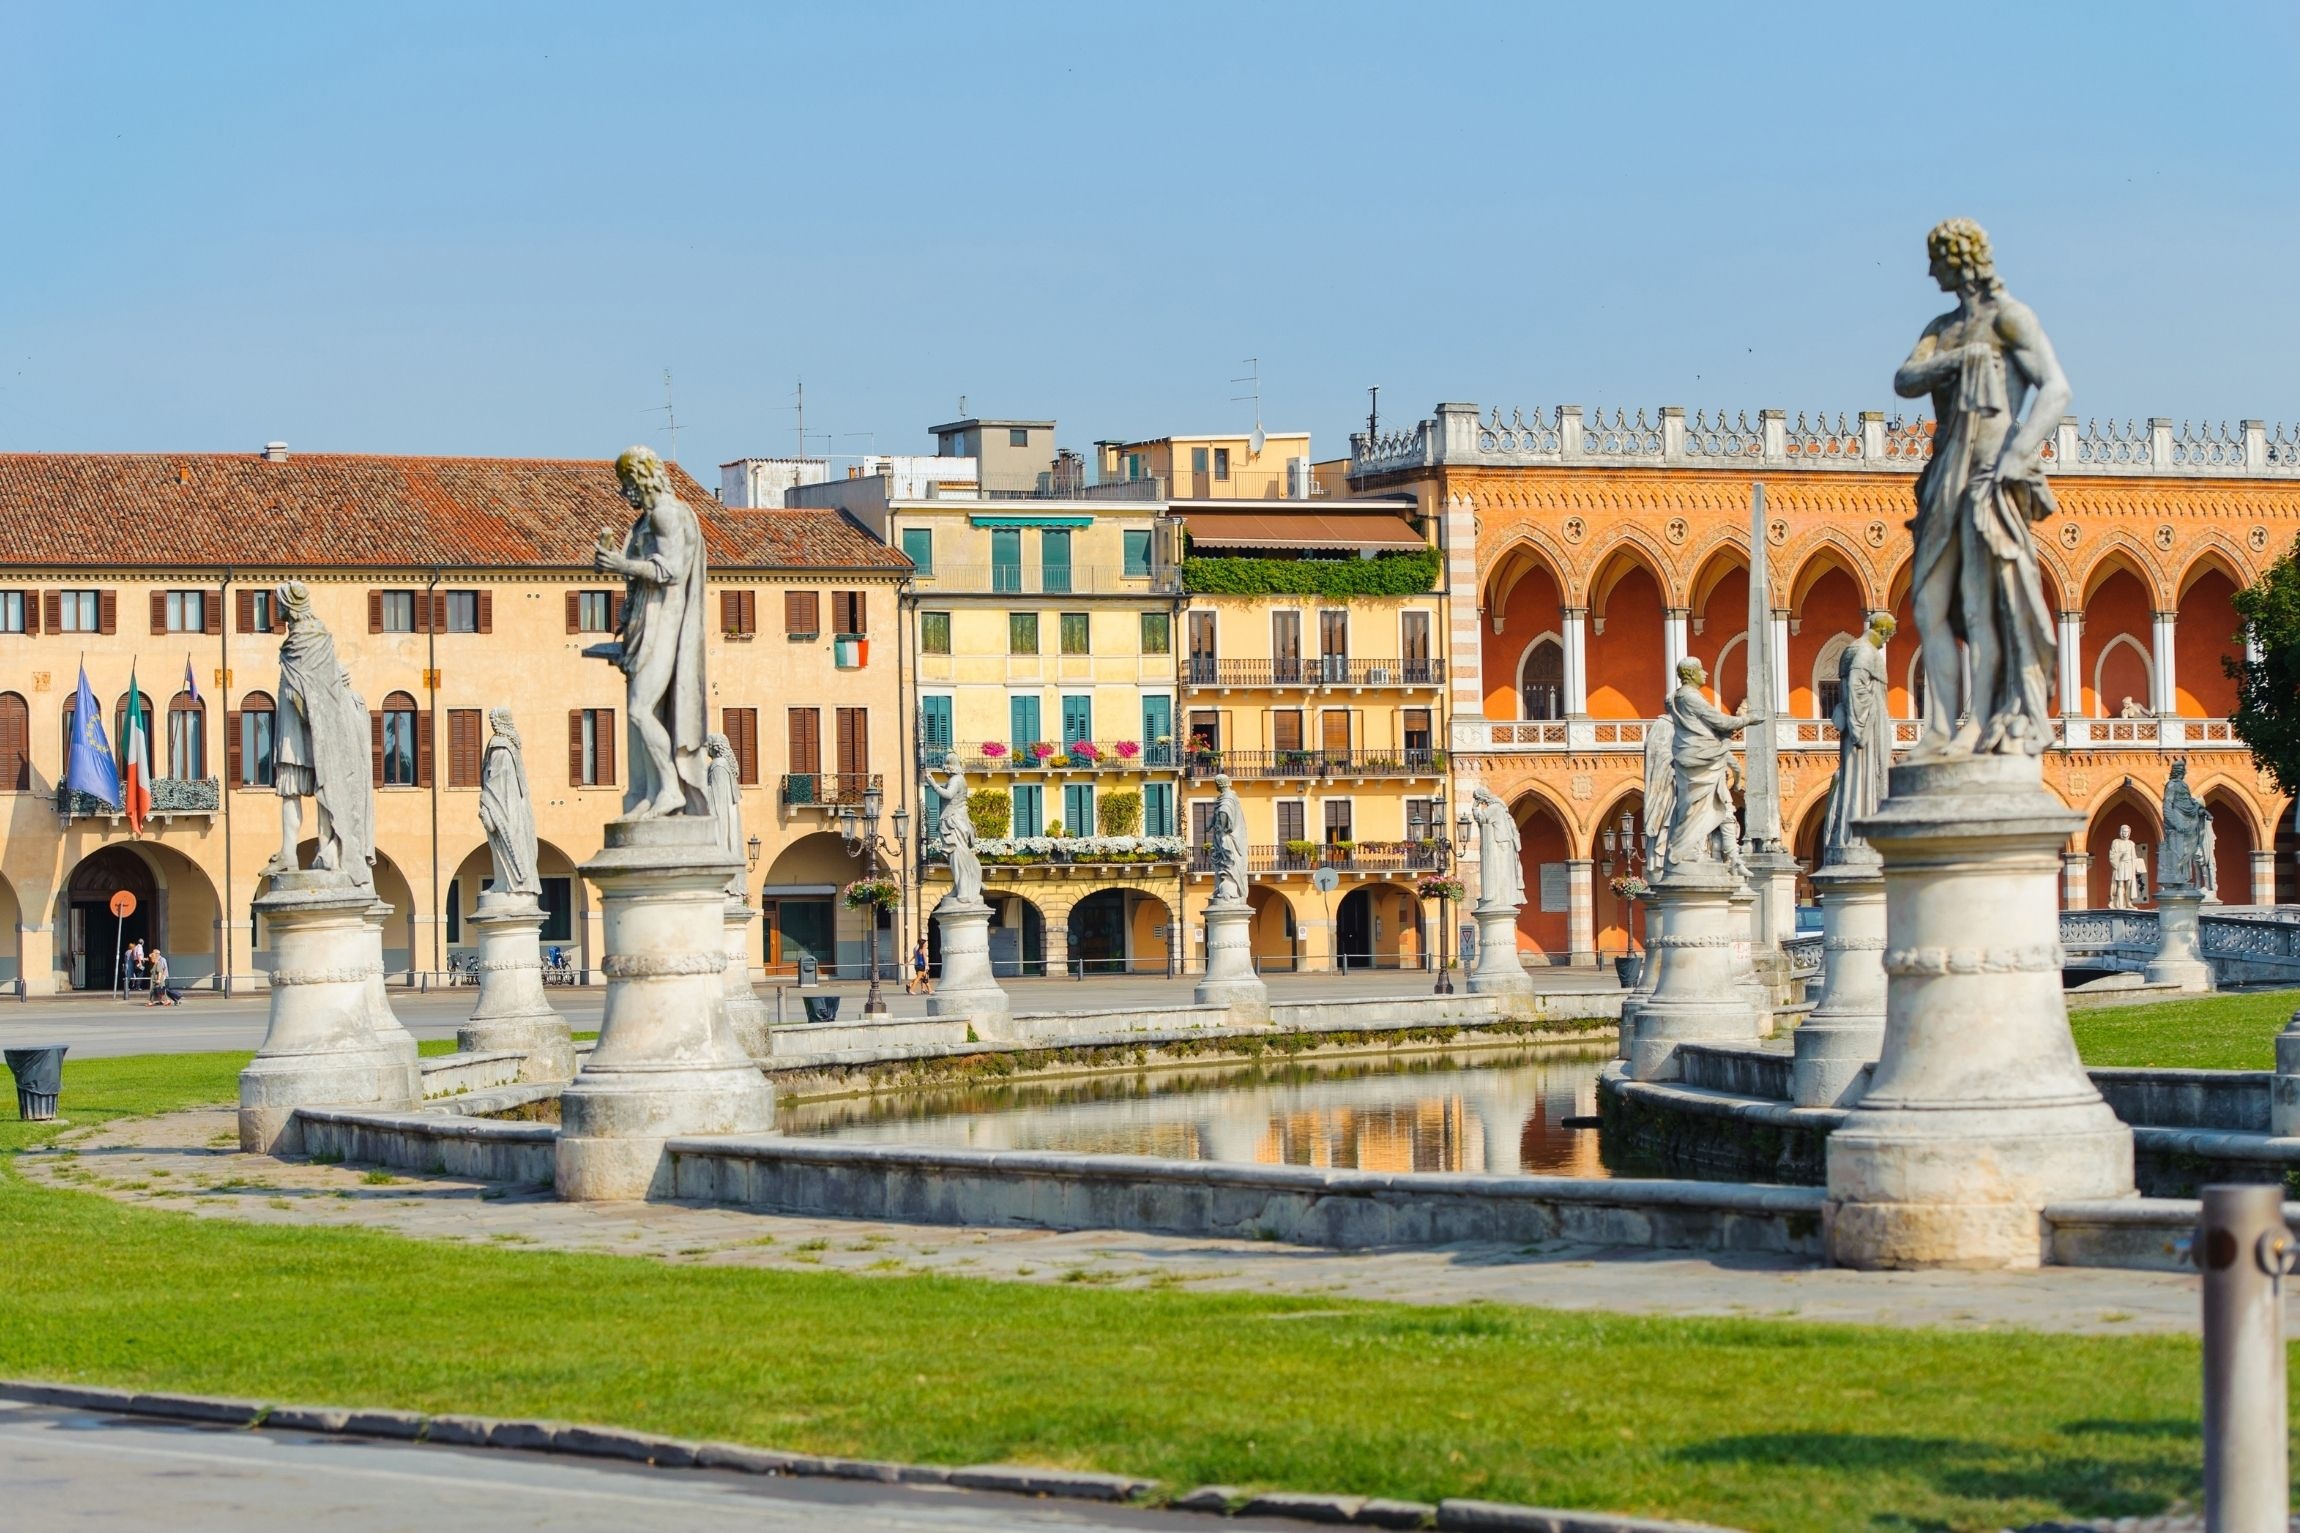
[[2199, 814, 2219, 900], [1819, 614, 1897, 865], [1663, 658, 1754, 877], [477, 708, 540, 901], [1641, 711, 1676, 874], [923, 755, 982, 906], [267, 581, 375, 888], [585, 446, 709, 819], [1208, 774, 1250, 906], [1893, 218, 2071, 760], [1470, 784, 1523, 911], [2160, 760, 2208, 893], [2108, 825, 2144, 910], [703, 733, 748, 900]]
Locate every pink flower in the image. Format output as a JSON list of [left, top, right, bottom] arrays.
[[1114, 740, 1142, 759], [1070, 742, 1100, 762], [1031, 741, 1056, 760], [981, 741, 1009, 758]]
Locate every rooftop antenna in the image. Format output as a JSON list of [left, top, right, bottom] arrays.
[[1366, 386, 1380, 444], [792, 378, 806, 458], [644, 369, 682, 460], [958, 394, 967, 418], [1231, 357, 1264, 456]]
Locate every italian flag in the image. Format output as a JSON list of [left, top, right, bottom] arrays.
[[122, 666, 151, 835]]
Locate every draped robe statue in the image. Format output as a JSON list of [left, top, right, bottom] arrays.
[[1209, 774, 1250, 906], [703, 733, 748, 899], [2160, 760, 2209, 894], [585, 445, 709, 818], [923, 755, 982, 906], [1663, 658, 1754, 878], [1893, 218, 2071, 761], [1820, 615, 1896, 864], [1641, 711, 1676, 875], [1471, 784, 1524, 911], [269, 581, 375, 888], [2107, 827, 2143, 910], [477, 708, 540, 901]]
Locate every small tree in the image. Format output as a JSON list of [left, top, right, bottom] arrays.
[[967, 787, 1011, 839], [1099, 789, 1143, 836], [2229, 534, 2300, 797]]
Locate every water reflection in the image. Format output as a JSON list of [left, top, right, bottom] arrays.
[[778, 1046, 1612, 1177]]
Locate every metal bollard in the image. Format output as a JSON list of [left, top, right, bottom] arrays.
[[2198, 1183, 2294, 1533]]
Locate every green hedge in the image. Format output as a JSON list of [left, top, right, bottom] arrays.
[[1181, 545, 1439, 598]]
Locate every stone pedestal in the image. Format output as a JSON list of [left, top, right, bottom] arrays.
[[2270, 1013, 2300, 1137], [926, 896, 1011, 1035], [1467, 904, 1535, 1000], [1728, 884, 1772, 1036], [1194, 900, 1268, 1020], [1616, 897, 1664, 1060], [239, 872, 422, 1154], [1626, 862, 1763, 1080], [2143, 887, 2214, 993], [1826, 755, 2134, 1270], [457, 894, 574, 1082], [556, 818, 775, 1201], [721, 901, 776, 1058], [1791, 856, 1886, 1108], [361, 902, 420, 1072]]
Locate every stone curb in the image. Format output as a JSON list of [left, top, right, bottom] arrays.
[[0, 1381, 1741, 1531]]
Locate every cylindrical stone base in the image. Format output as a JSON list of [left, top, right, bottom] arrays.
[[2144, 888, 2214, 993], [1729, 886, 1771, 1037], [1628, 863, 1763, 1080], [926, 898, 1011, 1035], [1792, 857, 1887, 1108], [361, 902, 420, 1072], [556, 818, 775, 1201], [458, 896, 575, 1082], [1194, 901, 1268, 1020], [1826, 755, 2134, 1270], [240, 873, 422, 1154], [1617, 898, 1666, 1059], [2272, 1023, 2300, 1137], [721, 901, 775, 1058], [1467, 905, 1535, 999]]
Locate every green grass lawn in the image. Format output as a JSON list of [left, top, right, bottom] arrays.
[[2068, 987, 2298, 1070]]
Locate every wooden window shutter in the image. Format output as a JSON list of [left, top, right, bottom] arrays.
[[597, 710, 615, 785], [741, 590, 756, 634], [787, 707, 819, 775], [564, 591, 580, 633], [430, 591, 447, 634], [476, 589, 493, 634], [447, 709, 480, 787], [610, 593, 626, 630], [415, 710, 435, 787], [721, 590, 739, 634], [42, 591, 59, 634], [98, 590, 117, 634], [852, 590, 867, 633], [723, 707, 758, 785], [836, 706, 868, 777], [150, 590, 168, 634], [0, 695, 26, 791], [22, 589, 38, 634], [225, 710, 242, 785], [368, 590, 384, 633], [370, 711, 385, 786], [204, 590, 222, 635], [785, 590, 817, 636], [568, 711, 584, 785], [236, 589, 254, 633]]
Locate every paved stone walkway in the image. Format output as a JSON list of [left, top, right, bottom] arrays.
[[18, 1105, 2258, 1337]]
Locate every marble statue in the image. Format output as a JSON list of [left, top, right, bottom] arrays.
[[585, 445, 709, 819], [1820, 614, 1897, 864], [1641, 711, 1676, 874], [922, 755, 982, 906], [2160, 760, 2208, 893], [1663, 658, 1754, 877], [2199, 813, 2218, 900], [477, 708, 540, 901], [268, 581, 375, 888], [702, 733, 748, 899], [1470, 784, 1524, 910], [2108, 825, 2144, 910], [1208, 774, 1250, 905], [1893, 218, 2071, 761], [2119, 696, 2148, 720]]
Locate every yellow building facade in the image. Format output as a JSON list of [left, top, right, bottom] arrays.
[[0, 451, 910, 995]]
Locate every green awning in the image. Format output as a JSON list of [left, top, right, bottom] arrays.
[[967, 513, 1094, 529]]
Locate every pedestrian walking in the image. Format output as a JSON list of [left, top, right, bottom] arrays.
[[910, 938, 930, 996], [146, 945, 180, 1007]]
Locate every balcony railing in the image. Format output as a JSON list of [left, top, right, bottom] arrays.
[[912, 563, 1180, 596], [779, 772, 881, 808], [1453, 715, 2251, 754], [1180, 748, 1445, 782], [1186, 841, 1447, 877], [56, 778, 220, 819], [921, 741, 1181, 773], [1183, 657, 1445, 689], [921, 835, 1187, 871]]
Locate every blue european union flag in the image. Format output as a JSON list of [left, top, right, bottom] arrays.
[[64, 664, 121, 807]]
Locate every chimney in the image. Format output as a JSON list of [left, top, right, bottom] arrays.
[[261, 441, 289, 463]]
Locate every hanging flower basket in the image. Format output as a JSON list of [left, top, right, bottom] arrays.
[[1609, 876, 1651, 902], [1113, 739, 1142, 760], [842, 879, 898, 911], [1068, 741, 1101, 766], [980, 741, 1009, 760], [1416, 875, 1466, 903]]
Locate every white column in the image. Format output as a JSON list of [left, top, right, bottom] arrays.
[[1561, 607, 1589, 716], [2057, 612, 2083, 715], [1663, 609, 1688, 679], [1566, 858, 1595, 965], [1770, 610, 1791, 715], [2151, 610, 2177, 715], [2062, 852, 2092, 911]]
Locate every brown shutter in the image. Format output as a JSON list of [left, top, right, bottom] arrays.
[[235, 589, 254, 633], [609, 593, 626, 630], [852, 590, 867, 634], [836, 706, 867, 778], [415, 710, 434, 787], [21, 589, 37, 635], [568, 711, 584, 785], [724, 708, 758, 784], [787, 708, 820, 775], [597, 709, 615, 786], [204, 591, 222, 635], [0, 694, 27, 791], [430, 591, 447, 633], [785, 590, 818, 636], [149, 590, 167, 634], [371, 711, 385, 786], [225, 711, 242, 785], [447, 709, 480, 787], [98, 590, 117, 634], [367, 590, 384, 633], [721, 590, 739, 634], [476, 589, 493, 634], [564, 591, 580, 633], [41, 591, 57, 634], [740, 590, 756, 634]]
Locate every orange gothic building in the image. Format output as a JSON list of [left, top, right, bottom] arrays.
[[1348, 403, 2299, 965]]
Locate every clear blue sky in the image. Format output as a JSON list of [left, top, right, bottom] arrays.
[[5, 1, 2295, 478]]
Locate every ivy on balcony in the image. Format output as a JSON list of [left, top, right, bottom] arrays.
[[1180, 545, 1438, 598]]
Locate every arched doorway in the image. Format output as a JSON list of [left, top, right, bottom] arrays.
[[1248, 885, 1298, 972], [2084, 791, 2162, 909], [1589, 791, 1648, 958], [1336, 887, 1376, 970], [1518, 637, 1564, 721], [2199, 790, 2256, 905], [442, 838, 588, 971], [65, 850, 154, 992], [1512, 794, 1571, 961], [1792, 794, 1832, 905], [1335, 883, 1421, 970], [1067, 888, 1171, 976], [761, 830, 855, 978]]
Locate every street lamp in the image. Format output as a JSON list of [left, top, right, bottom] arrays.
[[840, 784, 904, 1016], [1432, 788, 1471, 995]]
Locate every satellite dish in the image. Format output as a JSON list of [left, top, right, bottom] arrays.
[[1250, 425, 1266, 456], [1311, 867, 1339, 894]]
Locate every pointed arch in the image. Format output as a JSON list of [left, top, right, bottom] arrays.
[[1480, 531, 1573, 620], [1514, 630, 1565, 721], [1586, 535, 1674, 619], [2081, 538, 2170, 607], [1785, 532, 1881, 615], [2091, 633, 2153, 719], [1685, 539, 1750, 618], [2175, 537, 2255, 601]]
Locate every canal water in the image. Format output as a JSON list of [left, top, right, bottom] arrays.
[[778, 1045, 1614, 1177]]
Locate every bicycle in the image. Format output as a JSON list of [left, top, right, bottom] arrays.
[[446, 952, 481, 987], [542, 947, 576, 986]]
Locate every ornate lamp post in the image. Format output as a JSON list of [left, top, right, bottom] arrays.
[[1432, 788, 1472, 995], [1600, 810, 1645, 960], [839, 785, 909, 1017]]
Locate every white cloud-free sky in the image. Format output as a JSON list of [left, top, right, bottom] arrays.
[[5, 1, 2295, 475]]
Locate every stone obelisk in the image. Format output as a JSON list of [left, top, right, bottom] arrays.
[[1740, 482, 1801, 1003]]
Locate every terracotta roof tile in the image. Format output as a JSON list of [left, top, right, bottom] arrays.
[[0, 453, 912, 573]]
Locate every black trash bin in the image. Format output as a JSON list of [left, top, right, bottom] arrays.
[[796, 954, 820, 988], [802, 995, 842, 1024], [5, 1045, 69, 1122]]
